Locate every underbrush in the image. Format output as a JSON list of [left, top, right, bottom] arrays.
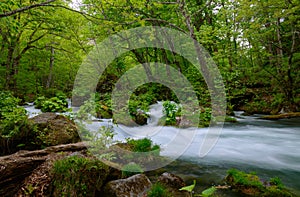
[[50, 155, 109, 197]]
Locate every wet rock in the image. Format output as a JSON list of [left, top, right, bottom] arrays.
[[30, 113, 80, 146], [133, 111, 148, 126], [103, 174, 151, 197], [157, 172, 190, 197]]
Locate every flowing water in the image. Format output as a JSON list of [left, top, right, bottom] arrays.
[[24, 102, 300, 195]]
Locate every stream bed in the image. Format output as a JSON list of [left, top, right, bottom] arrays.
[[24, 102, 300, 195]]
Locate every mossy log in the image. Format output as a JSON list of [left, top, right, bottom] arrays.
[[260, 112, 300, 120], [0, 142, 87, 197]]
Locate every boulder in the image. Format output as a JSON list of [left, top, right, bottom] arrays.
[[30, 113, 80, 146], [103, 174, 152, 197], [157, 172, 190, 197]]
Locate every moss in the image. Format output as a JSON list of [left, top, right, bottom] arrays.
[[260, 112, 300, 120], [50, 155, 109, 197], [226, 169, 295, 197], [147, 183, 171, 197], [225, 116, 238, 123], [121, 163, 144, 178]]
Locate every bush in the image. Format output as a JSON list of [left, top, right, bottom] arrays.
[[0, 107, 28, 137], [0, 91, 28, 138], [162, 101, 180, 125], [51, 156, 109, 197], [34, 92, 68, 112], [127, 138, 160, 154], [34, 96, 46, 109], [121, 163, 144, 178], [148, 183, 170, 197], [0, 91, 39, 155], [41, 96, 68, 112], [0, 91, 20, 118]]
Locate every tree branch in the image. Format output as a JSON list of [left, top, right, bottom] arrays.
[[0, 0, 56, 18]]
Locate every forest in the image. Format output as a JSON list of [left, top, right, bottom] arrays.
[[0, 0, 300, 196]]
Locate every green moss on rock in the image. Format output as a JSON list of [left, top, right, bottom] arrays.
[[225, 169, 295, 197]]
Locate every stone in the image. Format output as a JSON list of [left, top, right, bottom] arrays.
[[157, 172, 190, 197], [30, 113, 80, 146], [103, 174, 152, 197]]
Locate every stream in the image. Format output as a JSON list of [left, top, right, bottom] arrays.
[[24, 102, 300, 195]]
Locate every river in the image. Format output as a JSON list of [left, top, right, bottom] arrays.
[[24, 102, 300, 195]]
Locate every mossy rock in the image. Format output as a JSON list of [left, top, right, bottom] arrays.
[[225, 116, 238, 123], [225, 169, 295, 197], [113, 112, 149, 126], [30, 113, 80, 146], [96, 105, 112, 119]]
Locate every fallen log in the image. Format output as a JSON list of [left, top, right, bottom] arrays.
[[0, 142, 87, 196]]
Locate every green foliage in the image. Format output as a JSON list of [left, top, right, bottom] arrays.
[[0, 91, 42, 155], [86, 126, 116, 160], [121, 163, 144, 178], [200, 108, 212, 122], [227, 169, 264, 189], [0, 107, 28, 137], [224, 116, 237, 123], [40, 95, 68, 113], [126, 138, 160, 154], [76, 98, 97, 120], [51, 155, 109, 197], [34, 96, 46, 109], [226, 169, 294, 197], [179, 180, 216, 197], [0, 91, 20, 117], [147, 183, 170, 197], [201, 187, 217, 197], [163, 101, 180, 125], [0, 91, 28, 138], [269, 177, 284, 190], [179, 180, 196, 193]]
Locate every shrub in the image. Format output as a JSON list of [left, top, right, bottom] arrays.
[[121, 163, 144, 178], [126, 138, 160, 154], [34, 96, 46, 109], [148, 183, 170, 197], [0, 107, 28, 137], [0, 91, 20, 118], [41, 96, 68, 112], [0, 91, 39, 155], [86, 126, 116, 160], [162, 101, 180, 125], [51, 156, 109, 197]]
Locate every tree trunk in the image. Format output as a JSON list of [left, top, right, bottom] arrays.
[[46, 46, 55, 89]]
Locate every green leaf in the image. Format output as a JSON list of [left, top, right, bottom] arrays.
[[201, 186, 216, 197], [179, 180, 196, 192]]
